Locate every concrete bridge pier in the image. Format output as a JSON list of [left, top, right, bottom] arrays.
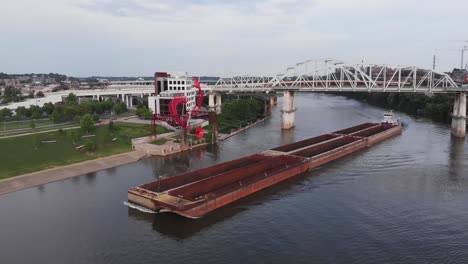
[[209, 93, 222, 114], [281, 91, 296, 129], [451, 92, 466, 138], [270, 96, 277, 106], [215, 93, 222, 114], [264, 95, 278, 115]]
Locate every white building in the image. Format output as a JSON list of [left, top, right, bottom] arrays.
[[148, 72, 198, 115]]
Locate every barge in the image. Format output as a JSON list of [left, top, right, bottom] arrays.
[[128, 123, 402, 218]]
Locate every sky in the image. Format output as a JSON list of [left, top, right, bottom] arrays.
[[1, 0, 468, 77]]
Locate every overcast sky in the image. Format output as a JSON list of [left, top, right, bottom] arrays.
[[2, 0, 468, 77]]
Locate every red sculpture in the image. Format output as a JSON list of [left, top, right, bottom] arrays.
[[152, 77, 205, 132]]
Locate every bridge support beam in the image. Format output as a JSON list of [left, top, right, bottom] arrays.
[[451, 92, 466, 138], [215, 93, 222, 114], [270, 96, 277, 106], [281, 91, 296, 130], [208, 93, 215, 112], [209, 93, 222, 114]]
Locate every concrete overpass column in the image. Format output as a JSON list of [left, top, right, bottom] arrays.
[[215, 93, 222, 114], [209, 93, 215, 112], [129, 95, 133, 109], [451, 92, 466, 138], [281, 91, 296, 130]]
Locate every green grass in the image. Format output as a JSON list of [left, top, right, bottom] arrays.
[[151, 138, 169, 145], [0, 122, 171, 179], [0, 119, 55, 130]]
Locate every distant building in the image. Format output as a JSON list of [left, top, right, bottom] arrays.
[[451, 69, 468, 84], [3, 79, 20, 85], [45, 77, 56, 85], [17, 76, 31, 82], [147, 72, 198, 115]]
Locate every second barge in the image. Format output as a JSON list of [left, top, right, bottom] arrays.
[[128, 123, 402, 218]]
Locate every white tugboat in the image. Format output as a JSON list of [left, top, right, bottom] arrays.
[[381, 110, 401, 125]]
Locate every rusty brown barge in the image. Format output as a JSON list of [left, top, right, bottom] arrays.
[[128, 123, 402, 218]]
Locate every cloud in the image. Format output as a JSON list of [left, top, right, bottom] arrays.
[[1, 0, 467, 76]]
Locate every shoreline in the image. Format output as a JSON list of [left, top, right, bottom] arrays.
[[0, 116, 271, 196], [218, 116, 270, 141], [0, 150, 147, 196]]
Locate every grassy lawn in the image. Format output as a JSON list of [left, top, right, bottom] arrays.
[[151, 138, 169, 145], [0, 119, 54, 130], [0, 122, 171, 179]]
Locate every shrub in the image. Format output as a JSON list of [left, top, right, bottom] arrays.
[[84, 140, 96, 152]]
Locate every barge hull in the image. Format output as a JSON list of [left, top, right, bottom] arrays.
[[128, 123, 402, 218]]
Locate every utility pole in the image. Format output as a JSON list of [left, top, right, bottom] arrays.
[[461, 42, 468, 70], [432, 54, 436, 70]]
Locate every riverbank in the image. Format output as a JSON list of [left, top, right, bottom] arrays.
[[219, 116, 270, 141], [336, 92, 461, 123], [0, 122, 170, 179], [0, 150, 146, 195]]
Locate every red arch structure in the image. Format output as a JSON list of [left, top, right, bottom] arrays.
[[152, 77, 205, 137]]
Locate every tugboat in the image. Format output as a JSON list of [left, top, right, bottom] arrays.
[[381, 110, 401, 125]]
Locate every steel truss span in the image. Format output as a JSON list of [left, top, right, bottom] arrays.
[[211, 59, 465, 93]]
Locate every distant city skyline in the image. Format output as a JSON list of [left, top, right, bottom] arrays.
[[2, 0, 468, 77]]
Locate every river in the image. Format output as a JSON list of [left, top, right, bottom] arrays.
[[1, 93, 467, 264]]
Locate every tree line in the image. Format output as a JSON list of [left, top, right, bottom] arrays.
[[0, 93, 128, 123], [338, 92, 459, 123]]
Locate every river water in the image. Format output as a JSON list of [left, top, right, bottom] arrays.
[[1, 93, 467, 264]]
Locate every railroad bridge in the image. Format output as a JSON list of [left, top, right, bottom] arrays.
[[204, 59, 467, 138]]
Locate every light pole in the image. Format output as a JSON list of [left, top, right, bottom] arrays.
[[461, 42, 468, 70]]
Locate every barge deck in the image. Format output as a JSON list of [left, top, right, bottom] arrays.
[[128, 123, 402, 218]]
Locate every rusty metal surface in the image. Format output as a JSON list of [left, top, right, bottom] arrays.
[[140, 154, 267, 192], [271, 134, 339, 152], [333, 123, 377, 134], [290, 136, 361, 158], [352, 124, 395, 137], [168, 155, 305, 200]]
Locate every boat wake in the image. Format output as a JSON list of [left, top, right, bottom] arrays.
[[123, 201, 157, 214]]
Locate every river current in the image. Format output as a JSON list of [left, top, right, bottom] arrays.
[[1, 93, 467, 264]]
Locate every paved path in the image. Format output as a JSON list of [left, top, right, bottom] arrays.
[[0, 150, 146, 195]]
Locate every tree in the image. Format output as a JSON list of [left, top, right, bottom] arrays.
[[113, 102, 127, 115], [30, 105, 43, 119], [136, 105, 152, 119], [74, 115, 81, 125], [78, 101, 93, 116], [64, 105, 79, 120], [108, 120, 116, 131], [81, 114, 94, 134], [29, 120, 36, 129], [36, 91, 45, 97], [0, 108, 13, 120], [42, 102, 55, 115], [15, 106, 27, 119], [102, 98, 115, 112], [84, 140, 96, 152], [66, 93, 78, 105]]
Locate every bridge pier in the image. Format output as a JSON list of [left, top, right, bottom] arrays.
[[281, 91, 296, 129], [215, 93, 222, 114], [270, 96, 277, 106], [209, 93, 222, 114], [451, 92, 466, 138]]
